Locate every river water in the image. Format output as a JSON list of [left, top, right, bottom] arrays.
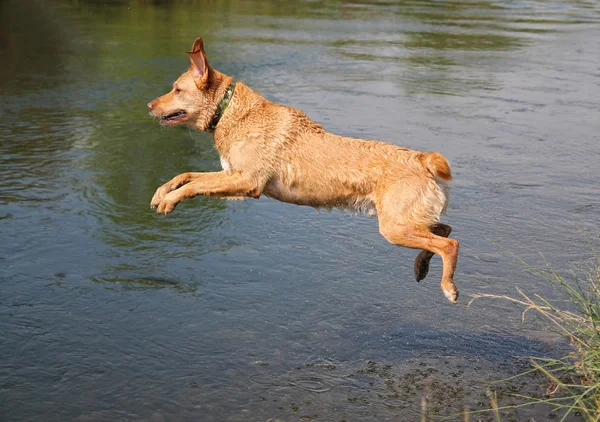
[[1, 0, 599, 420]]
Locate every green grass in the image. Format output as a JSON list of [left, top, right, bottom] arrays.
[[465, 240, 600, 421]]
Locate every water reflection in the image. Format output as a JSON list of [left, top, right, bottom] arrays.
[[0, 1, 73, 93]]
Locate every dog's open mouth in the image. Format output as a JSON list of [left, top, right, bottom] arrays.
[[160, 110, 187, 124]]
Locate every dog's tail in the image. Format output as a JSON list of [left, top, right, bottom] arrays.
[[420, 152, 452, 182]]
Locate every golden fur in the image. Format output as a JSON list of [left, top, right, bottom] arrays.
[[148, 38, 459, 303]]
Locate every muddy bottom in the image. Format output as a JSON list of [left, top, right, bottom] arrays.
[[70, 354, 569, 422]]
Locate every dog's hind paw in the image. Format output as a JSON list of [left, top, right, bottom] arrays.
[[441, 282, 459, 304], [413, 250, 432, 282]]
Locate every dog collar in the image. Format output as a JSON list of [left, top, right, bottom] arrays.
[[208, 83, 235, 132]]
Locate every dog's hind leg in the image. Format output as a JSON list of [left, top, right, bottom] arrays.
[[378, 219, 459, 303], [413, 223, 452, 282]]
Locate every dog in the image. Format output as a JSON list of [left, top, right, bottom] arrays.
[[147, 38, 459, 303]]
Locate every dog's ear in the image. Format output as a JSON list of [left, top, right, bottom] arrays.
[[187, 38, 209, 87]]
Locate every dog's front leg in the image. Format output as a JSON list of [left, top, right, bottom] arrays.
[[152, 171, 259, 215], [150, 172, 209, 208]]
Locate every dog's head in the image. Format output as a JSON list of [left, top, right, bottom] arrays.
[[147, 38, 228, 131]]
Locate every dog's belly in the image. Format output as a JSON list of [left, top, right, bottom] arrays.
[[263, 180, 377, 215]]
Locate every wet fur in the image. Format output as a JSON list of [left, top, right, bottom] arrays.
[[147, 38, 460, 303]]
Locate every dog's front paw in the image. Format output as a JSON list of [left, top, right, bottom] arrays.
[[151, 184, 172, 209], [155, 191, 181, 215], [151, 174, 193, 209]]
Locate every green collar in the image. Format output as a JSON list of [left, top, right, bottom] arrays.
[[208, 84, 235, 132]]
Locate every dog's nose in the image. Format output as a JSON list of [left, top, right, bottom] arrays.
[[147, 101, 155, 111]]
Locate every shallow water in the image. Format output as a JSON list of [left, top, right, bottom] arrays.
[[1, 0, 599, 420]]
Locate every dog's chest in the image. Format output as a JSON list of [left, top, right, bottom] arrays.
[[220, 158, 231, 172]]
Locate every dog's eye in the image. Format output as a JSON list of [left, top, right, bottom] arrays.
[[174, 87, 182, 94]]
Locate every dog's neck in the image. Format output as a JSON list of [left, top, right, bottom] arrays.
[[199, 70, 234, 132], [207, 83, 235, 132], [211, 82, 265, 139], [210, 82, 270, 158]]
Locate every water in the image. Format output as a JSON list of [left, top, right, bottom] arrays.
[[1, 0, 599, 420]]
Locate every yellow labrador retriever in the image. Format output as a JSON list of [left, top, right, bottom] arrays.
[[148, 38, 459, 303]]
